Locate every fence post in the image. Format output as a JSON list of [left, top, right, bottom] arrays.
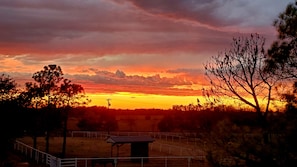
[[141, 157, 144, 167], [57, 158, 61, 167], [188, 157, 191, 167], [114, 158, 118, 167]]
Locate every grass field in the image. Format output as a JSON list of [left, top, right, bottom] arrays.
[[18, 136, 172, 158], [17, 136, 209, 167]]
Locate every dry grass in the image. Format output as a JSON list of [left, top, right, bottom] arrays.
[[18, 136, 169, 158], [17, 136, 209, 167]]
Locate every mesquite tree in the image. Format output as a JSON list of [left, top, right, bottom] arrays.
[[204, 34, 279, 124]]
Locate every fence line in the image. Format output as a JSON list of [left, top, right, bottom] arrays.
[[14, 140, 207, 167], [70, 131, 197, 137], [69, 131, 198, 140], [69, 131, 205, 148], [55, 156, 205, 167], [14, 140, 58, 167]]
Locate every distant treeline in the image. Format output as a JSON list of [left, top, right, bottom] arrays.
[[68, 106, 274, 132]]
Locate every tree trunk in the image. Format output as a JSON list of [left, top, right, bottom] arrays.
[[61, 108, 69, 158], [33, 135, 37, 149], [45, 131, 49, 153]]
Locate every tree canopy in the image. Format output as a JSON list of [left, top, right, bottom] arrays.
[[266, 1, 297, 79]]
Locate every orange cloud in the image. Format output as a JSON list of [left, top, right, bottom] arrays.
[[67, 68, 205, 96], [0, 0, 292, 109]]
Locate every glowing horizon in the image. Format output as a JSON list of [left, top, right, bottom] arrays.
[[87, 92, 204, 109]]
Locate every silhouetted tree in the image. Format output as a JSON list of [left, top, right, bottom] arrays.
[[204, 34, 280, 125], [204, 34, 285, 167], [266, 1, 297, 80], [32, 64, 64, 153], [266, 0, 297, 110], [17, 82, 45, 150], [59, 79, 90, 157], [0, 74, 24, 162], [0, 74, 17, 102]]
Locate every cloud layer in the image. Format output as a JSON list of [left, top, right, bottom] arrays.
[[0, 0, 294, 99]]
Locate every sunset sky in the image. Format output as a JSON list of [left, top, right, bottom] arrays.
[[0, 0, 294, 109]]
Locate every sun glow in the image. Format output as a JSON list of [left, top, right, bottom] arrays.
[[87, 92, 203, 109]]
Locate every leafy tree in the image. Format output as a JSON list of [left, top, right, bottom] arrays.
[[204, 34, 280, 125], [263, 1, 297, 164], [0, 74, 17, 102], [266, 1, 297, 109], [266, 1, 297, 79], [19, 82, 46, 108], [59, 79, 89, 107], [59, 79, 90, 157], [30, 65, 89, 156], [32, 64, 64, 107], [0, 74, 24, 162], [17, 82, 46, 153], [31, 65, 64, 153]]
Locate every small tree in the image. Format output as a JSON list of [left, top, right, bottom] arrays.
[[59, 79, 90, 157], [204, 34, 279, 125]]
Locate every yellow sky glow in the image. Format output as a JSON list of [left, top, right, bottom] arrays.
[[87, 92, 203, 109], [87, 92, 286, 111]]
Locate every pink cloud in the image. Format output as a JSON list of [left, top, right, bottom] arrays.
[[0, 0, 293, 98], [66, 68, 202, 96]]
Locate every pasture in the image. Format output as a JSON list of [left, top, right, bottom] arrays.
[[18, 137, 203, 158], [17, 134, 208, 167], [18, 136, 169, 158]]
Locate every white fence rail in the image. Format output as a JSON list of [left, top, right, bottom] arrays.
[[14, 140, 58, 167], [57, 156, 205, 167], [70, 131, 197, 138], [69, 131, 200, 144], [14, 140, 207, 167]]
